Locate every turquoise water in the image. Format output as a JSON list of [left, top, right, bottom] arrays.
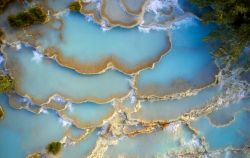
[[208, 98, 250, 126], [191, 111, 250, 150], [136, 18, 218, 96], [0, 94, 66, 158], [59, 102, 114, 129], [61, 130, 99, 158], [66, 126, 85, 139], [0, 0, 249, 157], [132, 86, 220, 121], [3, 44, 131, 105], [60, 12, 166, 64], [38, 12, 169, 74]]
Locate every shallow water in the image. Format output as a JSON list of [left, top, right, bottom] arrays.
[[38, 12, 169, 74], [136, 18, 218, 97], [3, 44, 131, 104], [59, 102, 114, 129], [132, 86, 220, 121], [46, 0, 72, 12], [121, 0, 146, 15], [191, 111, 250, 150], [0, 94, 67, 158], [0, 0, 249, 157], [208, 98, 250, 126], [104, 123, 200, 157], [0, 54, 5, 70], [61, 130, 99, 158], [101, 0, 141, 27]]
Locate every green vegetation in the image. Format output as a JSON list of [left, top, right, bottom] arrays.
[[0, 0, 14, 14], [0, 106, 4, 120], [46, 141, 62, 155], [69, 1, 81, 12], [0, 28, 4, 44], [0, 28, 4, 38], [190, 0, 250, 60], [0, 75, 14, 93], [27, 153, 42, 158], [8, 6, 47, 28], [28, 6, 47, 22]]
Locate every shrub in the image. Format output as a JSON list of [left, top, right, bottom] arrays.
[[0, 28, 4, 44], [27, 153, 42, 158], [0, 106, 4, 119], [8, 12, 34, 27], [69, 1, 81, 12], [0, 75, 14, 93], [0, 28, 4, 38], [0, 0, 14, 14], [46, 141, 62, 155], [28, 6, 47, 23], [190, 0, 250, 60], [8, 6, 47, 28]]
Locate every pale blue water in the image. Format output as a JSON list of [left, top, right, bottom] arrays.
[[137, 18, 218, 96], [61, 130, 99, 158], [132, 86, 220, 121], [3, 44, 131, 104], [191, 111, 250, 150], [101, 0, 140, 27], [208, 98, 250, 126], [46, 0, 72, 12], [215, 150, 250, 158], [59, 102, 114, 129], [0, 54, 4, 70], [0, 94, 66, 158], [38, 12, 169, 73], [0, 0, 249, 157], [66, 125, 85, 138]]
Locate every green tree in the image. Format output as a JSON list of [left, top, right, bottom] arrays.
[[8, 6, 47, 28], [69, 1, 81, 12], [8, 12, 34, 27], [190, 0, 250, 60], [28, 6, 47, 23], [46, 142, 62, 155], [0, 0, 14, 14], [0, 106, 4, 120], [0, 28, 4, 44], [0, 75, 14, 93]]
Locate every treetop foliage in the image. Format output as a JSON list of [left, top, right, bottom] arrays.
[[8, 6, 47, 28], [190, 0, 250, 59]]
